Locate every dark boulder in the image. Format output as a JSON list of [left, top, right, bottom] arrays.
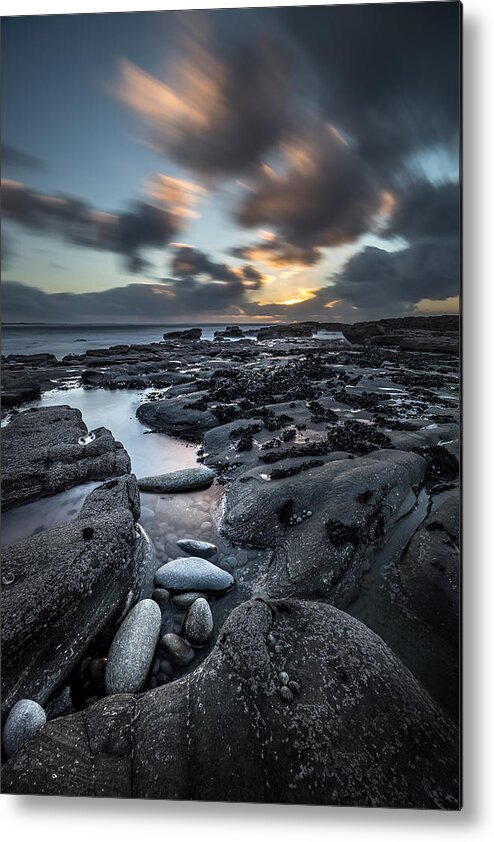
[[2, 600, 459, 808], [214, 325, 244, 338], [137, 392, 219, 440], [163, 328, 202, 341]]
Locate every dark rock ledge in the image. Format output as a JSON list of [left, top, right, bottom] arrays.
[[1, 405, 130, 510]]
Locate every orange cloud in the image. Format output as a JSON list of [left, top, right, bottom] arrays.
[[144, 173, 206, 220], [415, 296, 460, 314]]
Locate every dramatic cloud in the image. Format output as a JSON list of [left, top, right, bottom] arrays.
[[230, 233, 322, 269], [236, 124, 385, 250], [1, 177, 202, 273], [170, 245, 265, 290], [328, 238, 459, 314], [2, 278, 259, 323], [384, 181, 460, 241], [279, 2, 460, 178], [118, 31, 294, 177]]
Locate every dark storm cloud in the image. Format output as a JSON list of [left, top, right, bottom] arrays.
[[279, 2, 460, 178], [2, 180, 182, 273], [385, 181, 460, 241], [329, 238, 459, 313], [2, 143, 47, 173], [119, 34, 294, 178], [2, 278, 254, 322], [170, 246, 265, 289], [237, 125, 384, 249]]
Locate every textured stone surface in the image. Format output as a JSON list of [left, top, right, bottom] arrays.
[[2, 600, 459, 808], [221, 449, 426, 605], [1, 475, 142, 715], [155, 557, 234, 593], [1, 405, 130, 510], [2, 699, 46, 759], [105, 599, 162, 695], [138, 466, 215, 493]]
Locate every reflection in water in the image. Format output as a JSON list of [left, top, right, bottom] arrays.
[[1, 481, 101, 548]]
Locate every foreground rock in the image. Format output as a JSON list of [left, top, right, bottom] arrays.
[[155, 557, 234, 593], [222, 449, 426, 605], [1, 405, 130, 510], [1, 475, 142, 715], [2, 699, 46, 759], [2, 600, 459, 808], [138, 466, 215, 493], [105, 599, 161, 695]]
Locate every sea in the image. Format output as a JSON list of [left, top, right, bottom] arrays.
[[1, 323, 347, 360]]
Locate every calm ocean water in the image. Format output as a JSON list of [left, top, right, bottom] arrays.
[[1, 323, 346, 359]]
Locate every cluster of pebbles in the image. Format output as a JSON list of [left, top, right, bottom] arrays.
[[104, 536, 235, 695]]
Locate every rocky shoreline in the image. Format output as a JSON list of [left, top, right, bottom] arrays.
[[0, 316, 460, 807]]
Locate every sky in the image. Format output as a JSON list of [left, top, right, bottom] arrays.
[[1, 3, 461, 324]]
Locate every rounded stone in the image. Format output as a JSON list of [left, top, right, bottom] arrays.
[[137, 467, 215, 493], [176, 539, 217, 559], [160, 633, 195, 666], [183, 598, 214, 646], [105, 599, 161, 695], [172, 591, 206, 608], [3, 699, 46, 759], [152, 588, 171, 608], [155, 557, 234, 593]]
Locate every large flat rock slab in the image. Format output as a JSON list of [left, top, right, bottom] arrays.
[[1, 405, 131, 510], [2, 599, 459, 808], [1, 475, 142, 715]]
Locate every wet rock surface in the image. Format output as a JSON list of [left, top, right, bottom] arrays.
[[2, 600, 459, 808], [1, 405, 130, 510], [1, 475, 142, 716]]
